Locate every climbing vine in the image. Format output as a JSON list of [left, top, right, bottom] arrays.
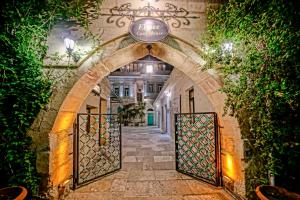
[[0, 0, 103, 196], [203, 0, 300, 199]]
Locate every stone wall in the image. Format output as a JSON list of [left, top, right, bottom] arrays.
[[154, 68, 214, 137]]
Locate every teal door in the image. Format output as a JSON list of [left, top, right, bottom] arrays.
[[147, 113, 154, 126]]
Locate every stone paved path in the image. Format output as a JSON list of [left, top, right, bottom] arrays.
[[66, 126, 234, 200]]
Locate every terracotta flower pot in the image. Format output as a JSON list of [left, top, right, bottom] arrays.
[[256, 185, 300, 200], [0, 186, 28, 200]]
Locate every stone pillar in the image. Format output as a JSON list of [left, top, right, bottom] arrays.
[[130, 82, 134, 97], [119, 83, 124, 97], [134, 83, 137, 103]]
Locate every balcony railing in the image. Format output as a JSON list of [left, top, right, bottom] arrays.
[[109, 70, 172, 76]]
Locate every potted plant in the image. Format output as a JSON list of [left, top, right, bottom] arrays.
[[0, 186, 28, 200], [256, 185, 300, 200], [118, 104, 132, 126]]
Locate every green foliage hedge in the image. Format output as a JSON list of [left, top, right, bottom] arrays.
[[204, 0, 300, 198], [0, 0, 102, 195]]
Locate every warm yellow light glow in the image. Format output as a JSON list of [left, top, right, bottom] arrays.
[[225, 154, 235, 180], [51, 112, 74, 186], [52, 139, 70, 186], [63, 179, 71, 186], [53, 163, 71, 186], [57, 139, 69, 163], [52, 112, 75, 133]]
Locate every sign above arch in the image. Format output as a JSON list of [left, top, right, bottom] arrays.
[[129, 18, 169, 42]]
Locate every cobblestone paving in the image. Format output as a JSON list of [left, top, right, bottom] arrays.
[[67, 126, 234, 200]]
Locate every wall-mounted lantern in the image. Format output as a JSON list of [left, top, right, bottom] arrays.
[[64, 37, 75, 55], [63, 37, 81, 62]]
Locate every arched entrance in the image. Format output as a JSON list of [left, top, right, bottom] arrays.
[[48, 40, 244, 198]]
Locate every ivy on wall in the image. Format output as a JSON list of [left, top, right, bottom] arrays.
[[0, 0, 103, 195], [203, 0, 300, 199]]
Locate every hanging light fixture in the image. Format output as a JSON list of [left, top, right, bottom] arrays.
[[146, 64, 153, 73], [145, 45, 153, 73]]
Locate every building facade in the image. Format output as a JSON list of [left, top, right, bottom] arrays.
[[108, 56, 173, 125], [154, 68, 214, 136], [77, 77, 111, 116]]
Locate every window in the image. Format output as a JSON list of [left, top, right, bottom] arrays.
[[157, 84, 162, 92], [124, 87, 129, 97], [125, 65, 130, 72], [114, 87, 119, 96], [133, 63, 138, 72], [157, 63, 164, 71], [189, 88, 195, 114], [148, 83, 154, 93]]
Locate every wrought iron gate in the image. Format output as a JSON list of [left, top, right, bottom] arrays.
[[73, 114, 121, 188], [175, 112, 221, 186]]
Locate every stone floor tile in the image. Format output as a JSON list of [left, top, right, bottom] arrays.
[[128, 170, 156, 181], [179, 173, 194, 180], [148, 180, 193, 196], [105, 170, 129, 180], [152, 162, 176, 170], [74, 179, 113, 193], [152, 146, 165, 151], [110, 179, 127, 192], [124, 151, 138, 156], [124, 156, 137, 162], [161, 151, 176, 156], [154, 156, 174, 162], [67, 192, 125, 200], [122, 162, 144, 171], [122, 196, 184, 200], [154, 170, 182, 180], [183, 193, 232, 200], [123, 147, 137, 152], [185, 180, 218, 194], [124, 181, 151, 197]]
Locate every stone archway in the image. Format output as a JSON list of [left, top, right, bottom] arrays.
[[49, 41, 245, 198]]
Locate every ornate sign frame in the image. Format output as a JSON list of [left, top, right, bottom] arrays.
[[129, 18, 169, 42]]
